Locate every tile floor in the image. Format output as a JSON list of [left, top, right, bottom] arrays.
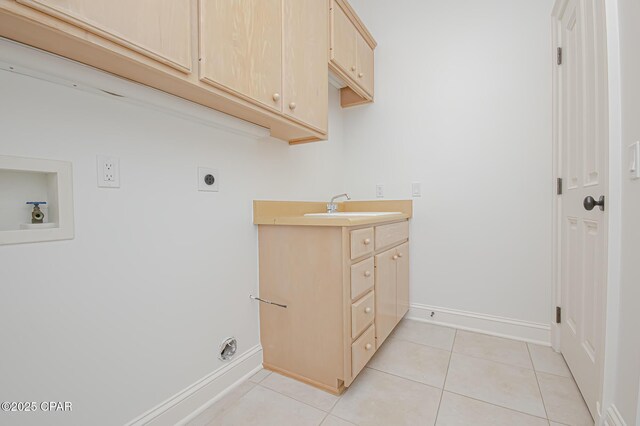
[[188, 320, 594, 426]]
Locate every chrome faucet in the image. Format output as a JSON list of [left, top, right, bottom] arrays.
[[327, 193, 350, 213]]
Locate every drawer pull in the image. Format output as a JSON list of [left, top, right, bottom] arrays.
[[351, 65, 356, 71], [398, 252, 403, 258], [249, 294, 287, 309], [289, 102, 297, 110], [392, 254, 399, 260], [358, 72, 364, 78], [364, 270, 371, 277], [272, 93, 280, 102], [363, 238, 371, 245], [364, 307, 372, 314], [365, 343, 372, 350]]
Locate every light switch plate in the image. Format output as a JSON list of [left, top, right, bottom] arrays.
[[411, 182, 421, 197], [629, 141, 640, 180], [198, 167, 219, 192], [97, 155, 120, 188]]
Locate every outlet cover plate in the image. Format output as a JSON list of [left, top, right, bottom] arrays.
[[629, 141, 640, 180], [198, 167, 219, 192], [97, 155, 120, 188], [376, 184, 384, 198]]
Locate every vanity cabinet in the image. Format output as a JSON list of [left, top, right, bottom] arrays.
[[257, 218, 409, 394], [329, 0, 376, 107]]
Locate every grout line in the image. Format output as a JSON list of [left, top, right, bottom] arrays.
[[256, 379, 333, 414], [387, 333, 455, 353], [363, 366, 446, 391], [433, 329, 456, 425], [442, 389, 551, 422], [528, 344, 551, 420], [449, 349, 537, 372]]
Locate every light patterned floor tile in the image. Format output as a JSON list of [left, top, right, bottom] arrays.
[[436, 391, 549, 426], [260, 372, 340, 412], [453, 330, 533, 369], [249, 368, 272, 383], [321, 415, 357, 426], [537, 372, 594, 426], [368, 336, 450, 388], [445, 352, 546, 418], [207, 385, 326, 426], [331, 368, 441, 426], [528, 344, 572, 377], [391, 319, 456, 351], [186, 380, 256, 426]]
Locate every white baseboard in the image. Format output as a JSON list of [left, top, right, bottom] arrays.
[[603, 404, 627, 426], [407, 303, 551, 346], [126, 345, 263, 426]]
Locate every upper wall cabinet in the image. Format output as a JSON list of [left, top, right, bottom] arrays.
[[329, 0, 376, 107], [16, 0, 192, 73], [199, 0, 328, 136], [199, 0, 282, 112], [282, 0, 328, 134], [0, 0, 329, 143]]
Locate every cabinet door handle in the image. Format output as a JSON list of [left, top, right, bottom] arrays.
[[288, 102, 296, 110], [364, 270, 371, 277], [351, 65, 356, 71], [358, 72, 364, 78], [365, 343, 372, 350], [364, 307, 372, 314], [363, 238, 371, 245], [272, 93, 280, 102], [397, 253, 403, 258], [392, 255, 399, 260]]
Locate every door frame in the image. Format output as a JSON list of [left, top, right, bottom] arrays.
[[551, 0, 623, 422]]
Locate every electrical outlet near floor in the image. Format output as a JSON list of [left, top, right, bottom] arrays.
[[97, 155, 120, 188], [376, 184, 384, 198]]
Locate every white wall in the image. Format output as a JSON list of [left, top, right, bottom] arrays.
[[0, 48, 346, 425], [609, 0, 640, 422], [345, 0, 554, 328]]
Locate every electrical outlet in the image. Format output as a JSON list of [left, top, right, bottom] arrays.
[[198, 167, 219, 192], [376, 184, 384, 198], [97, 155, 120, 188], [629, 141, 640, 180], [411, 182, 421, 197]]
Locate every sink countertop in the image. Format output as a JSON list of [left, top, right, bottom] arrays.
[[253, 200, 412, 227]]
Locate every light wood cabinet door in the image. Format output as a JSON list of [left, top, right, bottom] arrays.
[[17, 0, 192, 73], [199, 0, 282, 111], [355, 32, 374, 97], [375, 247, 397, 347], [283, 0, 328, 133], [330, 0, 357, 79], [395, 243, 409, 321]]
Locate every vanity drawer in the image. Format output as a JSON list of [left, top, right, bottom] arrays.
[[350, 227, 374, 259], [352, 291, 375, 339], [375, 221, 409, 250], [352, 324, 376, 377], [351, 257, 374, 299]]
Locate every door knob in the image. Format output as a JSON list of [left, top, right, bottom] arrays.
[[583, 195, 605, 211]]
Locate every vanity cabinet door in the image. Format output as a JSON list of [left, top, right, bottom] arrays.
[[375, 247, 397, 347], [395, 242, 409, 321]]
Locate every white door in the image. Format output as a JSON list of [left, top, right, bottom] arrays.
[[555, 0, 608, 419]]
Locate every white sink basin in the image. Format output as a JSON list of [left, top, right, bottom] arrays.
[[304, 212, 402, 217]]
